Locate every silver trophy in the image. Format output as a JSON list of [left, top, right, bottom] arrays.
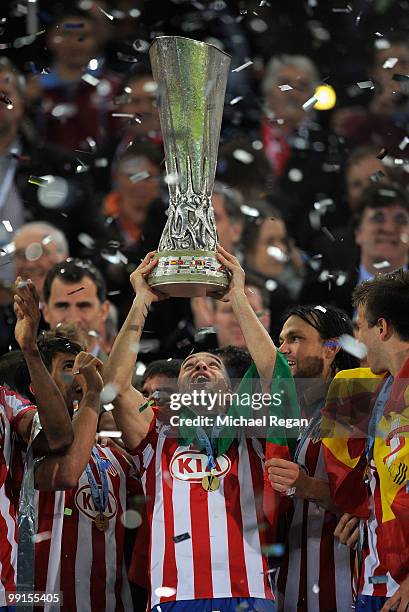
[[148, 36, 231, 297]]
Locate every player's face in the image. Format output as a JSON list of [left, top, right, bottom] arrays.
[[141, 374, 178, 399], [178, 352, 230, 394], [354, 305, 386, 374], [50, 352, 82, 411], [279, 315, 327, 378]]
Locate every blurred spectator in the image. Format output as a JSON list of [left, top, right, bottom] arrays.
[[313, 145, 403, 269], [0, 57, 104, 256], [43, 258, 110, 359], [191, 283, 270, 350], [333, 32, 409, 156], [116, 67, 162, 147], [300, 183, 409, 315], [217, 139, 275, 203], [28, 7, 121, 153], [212, 182, 246, 256], [103, 141, 163, 248], [261, 54, 345, 250], [12, 222, 69, 300]]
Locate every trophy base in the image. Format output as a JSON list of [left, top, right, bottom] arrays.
[[148, 250, 229, 298]]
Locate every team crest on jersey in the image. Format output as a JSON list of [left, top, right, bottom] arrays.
[[170, 450, 231, 483], [74, 485, 118, 520]]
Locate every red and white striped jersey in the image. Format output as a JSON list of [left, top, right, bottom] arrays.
[[130, 419, 274, 609], [277, 431, 354, 611], [0, 386, 35, 606], [359, 465, 399, 598], [34, 445, 138, 611]]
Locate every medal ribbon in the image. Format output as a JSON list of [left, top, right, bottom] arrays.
[[195, 424, 221, 472], [86, 447, 109, 514]]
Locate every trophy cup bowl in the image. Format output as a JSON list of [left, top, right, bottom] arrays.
[[147, 36, 231, 297]]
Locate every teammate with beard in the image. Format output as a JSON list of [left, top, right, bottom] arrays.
[[266, 305, 359, 611], [104, 246, 281, 612]]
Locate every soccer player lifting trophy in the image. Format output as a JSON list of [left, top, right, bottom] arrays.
[[147, 36, 231, 297]]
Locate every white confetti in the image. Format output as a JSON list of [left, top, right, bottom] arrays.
[[98, 6, 114, 20], [25, 243, 43, 261], [399, 136, 409, 151], [81, 73, 100, 87], [230, 95, 243, 105], [135, 361, 146, 376], [265, 279, 278, 292], [373, 260, 391, 269], [130, 170, 150, 183], [312, 584, 320, 594], [32, 531, 52, 544], [232, 60, 253, 73], [232, 149, 254, 164], [278, 84, 293, 91], [121, 509, 142, 529], [338, 334, 368, 359], [100, 384, 119, 404], [357, 81, 374, 89], [103, 403, 114, 411], [288, 168, 303, 182], [2, 220, 12, 232], [240, 204, 259, 217], [142, 81, 158, 93], [37, 176, 68, 208], [314, 305, 327, 313], [267, 246, 288, 262], [98, 430, 122, 438], [302, 96, 318, 111], [383, 57, 398, 69], [154, 587, 177, 598], [164, 173, 179, 185], [78, 233, 96, 248]]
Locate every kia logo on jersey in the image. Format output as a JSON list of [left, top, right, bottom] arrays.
[[170, 450, 231, 482], [74, 485, 118, 520]]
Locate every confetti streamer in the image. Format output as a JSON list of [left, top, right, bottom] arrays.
[[130, 170, 150, 183], [173, 532, 191, 543], [28, 176, 48, 186], [98, 6, 114, 20], [373, 260, 391, 269], [67, 287, 85, 295], [338, 334, 367, 359], [232, 60, 253, 73], [230, 96, 243, 105], [399, 136, 409, 151], [278, 84, 293, 91], [302, 96, 318, 111], [357, 81, 374, 89], [2, 220, 12, 232], [98, 430, 122, 438], [81, 73, 100, 87]]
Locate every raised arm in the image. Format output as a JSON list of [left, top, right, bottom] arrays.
[[215, 246, 277, 384], [13, 278, 73, 451], [103, 251, 166, 450], [34, 352, 103, 490]]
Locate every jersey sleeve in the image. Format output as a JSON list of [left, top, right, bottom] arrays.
[[128, 416, 159, 477], [0, 386, 36, 428]]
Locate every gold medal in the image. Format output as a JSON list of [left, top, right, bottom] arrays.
[[202, 474, 220, 492], [94, 513, 109, 531]]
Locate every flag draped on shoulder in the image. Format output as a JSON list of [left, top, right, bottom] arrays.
[[321, 367, 383, 517]]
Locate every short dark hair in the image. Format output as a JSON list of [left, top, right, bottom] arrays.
[[352, 269, 409, 341], [44, 258, 107, 303], [217, 139, 274, 193], [37, 331, 83, 372], [352, 184, 409, 229], [209, 346, 252, 381], [282, 304, 360, 372], [141, 359, 183, 386], [241, 204, 286, 258]]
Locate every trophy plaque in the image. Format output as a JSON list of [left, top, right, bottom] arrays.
[[148, 36, 231, 297]]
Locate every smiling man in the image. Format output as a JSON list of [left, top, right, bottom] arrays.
[[266, 304, 359, 611], [43, 258, 110, 358], [300, 184, 409, 316], [104, 246, 281, 612]]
